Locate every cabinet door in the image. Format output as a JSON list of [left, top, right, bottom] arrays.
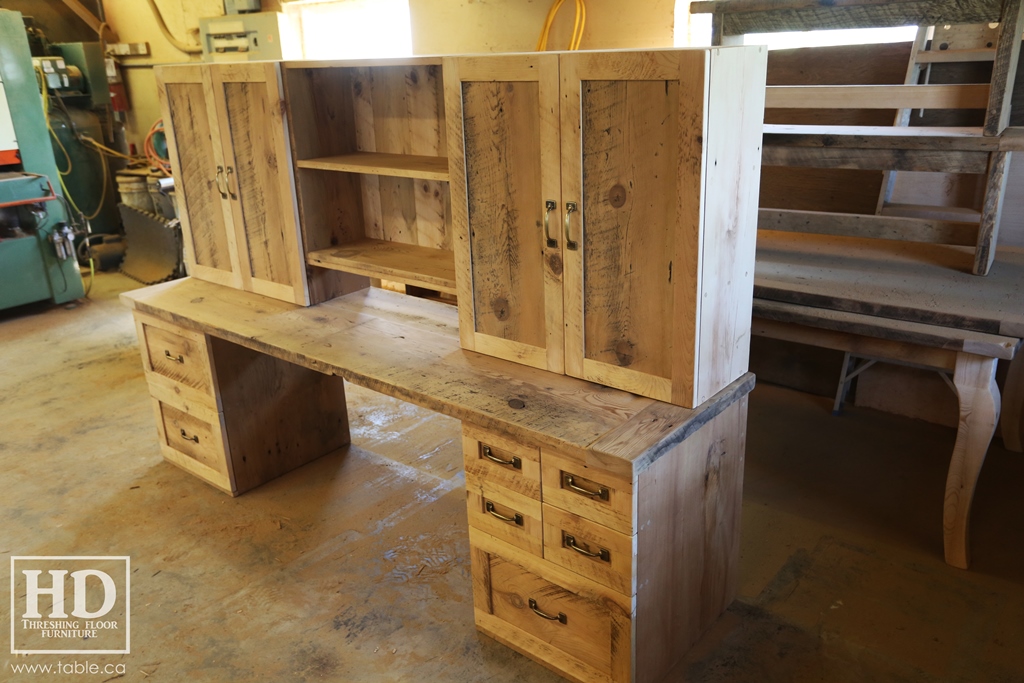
[[157, 65, 241, 289], [446, 55, 565, 373], [560, 51, 708, 406], [211, 63, 308, 305]]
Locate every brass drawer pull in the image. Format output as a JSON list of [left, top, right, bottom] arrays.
[[485, 500, 523, 526], [528, 598, 567, 624], [482, 445, 521, 470], [179, 428, 199, 443], [226, 166, 238, 200], [215, 166, 228, 199], [564, 534, 610, 562], [164, 350, 185, 363], [564, 201, 578, 250], [563, 474, 609, 501], [543, 200, 557, 248]]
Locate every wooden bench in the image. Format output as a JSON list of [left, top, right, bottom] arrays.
[[691, 0, 1024, 274], [753, 231, 1024, 569]]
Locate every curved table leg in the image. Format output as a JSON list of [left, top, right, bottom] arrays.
[[1000, 352, 1023, 452], [944, 353, 1000, 569]]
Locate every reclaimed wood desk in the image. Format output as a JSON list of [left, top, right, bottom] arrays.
[[122, 277, 754, 683], [752, 232, 1024, 569]]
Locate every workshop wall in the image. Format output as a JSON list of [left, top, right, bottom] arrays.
[[102, 0, 672, 150]]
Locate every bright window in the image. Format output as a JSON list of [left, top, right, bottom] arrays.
[[283, 0, 413, 60], [674, 1, 919, 49]]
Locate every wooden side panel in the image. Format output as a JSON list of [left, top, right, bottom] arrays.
[[463, 80, 546, 349], [579, 79, 677, 383], [693, 46, 767, 405], [283, 66, 373, 303], [156, 65, 240, 289], [634, 397, 747, 682], [448, 54, 564, 373], [209, 336, 351, 495]]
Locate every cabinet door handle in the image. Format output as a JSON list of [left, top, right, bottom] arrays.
[[179, 428, 199, 443], [481, 445, 521, 470], [544, 200, 558, 248], [226, 166, 238, 200], [564, 534, 611, 562], [164, 350, 185, 363], [485, 500, 523, 526], [215, 166, 228, 199], [528, 598, 567, 624], [563, 474, 609, 501], [564, 201, 578, 250]]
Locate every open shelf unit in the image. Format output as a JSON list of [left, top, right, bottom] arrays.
[[283, 58, 453, 300]]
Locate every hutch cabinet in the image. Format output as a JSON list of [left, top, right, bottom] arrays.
[[445, 49, 767, 408]]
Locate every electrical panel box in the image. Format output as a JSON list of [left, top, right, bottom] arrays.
[[199, 12, 299, 62]]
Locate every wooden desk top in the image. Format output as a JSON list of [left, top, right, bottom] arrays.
[[122, 278, 753, 479], [755, 232, 1024, 338]]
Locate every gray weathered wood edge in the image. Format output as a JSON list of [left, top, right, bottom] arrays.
[[591, 373, 756, 476], [752, 283, 1007, 336], [753, 299, 1019, 359]]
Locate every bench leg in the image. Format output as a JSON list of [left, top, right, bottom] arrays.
[[1000, 353, 1024, 452], [944, 353, 1000, 569]]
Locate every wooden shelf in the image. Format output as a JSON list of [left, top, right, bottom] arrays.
[[296, 152, 450, 181], [307, 239, 457, 294]]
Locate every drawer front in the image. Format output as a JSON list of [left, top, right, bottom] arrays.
[[466, 480, 542, 558], [541, 450, 634, 534], [463, 425, 540, 501], [155, 400, 228, 478], [542, 504, 633, 596], [136, 314, 216, 406], [488, 553, 613, 676]]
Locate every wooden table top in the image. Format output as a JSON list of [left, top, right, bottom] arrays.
[[755, 232, 1024, 338], [122, 278, 753, 479]]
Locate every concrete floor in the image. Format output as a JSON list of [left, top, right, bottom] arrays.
[[2, 272, 1023, 682]]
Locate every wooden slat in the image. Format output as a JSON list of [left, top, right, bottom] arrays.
[[974, 150, 1012, 275], [984, 0, 1024, 135], [690, 0, 1005, 35], [306, 238, 457, 294], [762, 124, 998, 151], [764, 84, 991, 110], [634, 399, 746, 681], [754, 231, 1024, 337], [759, 207, 979, 245], [761, 145, 991, 173], [916, 48, 996, 64], [296, 152, 450, 181], [752, 299, 1018, 359]]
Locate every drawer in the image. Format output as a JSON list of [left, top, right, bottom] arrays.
[[541, 450, 634, 534], [462, 424, 540, 501], [135, 313, 216, 407], [151, 398, 233, 494], [542, 504, 633, 596], [469, 532, 632, 683], [466, 480, 542, 557]]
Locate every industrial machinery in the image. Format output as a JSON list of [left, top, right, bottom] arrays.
[[0, 9, 84, 309], [29, 20, 121, 238]]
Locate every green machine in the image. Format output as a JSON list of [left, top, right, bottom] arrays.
[[0, 8, 85, 309]]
